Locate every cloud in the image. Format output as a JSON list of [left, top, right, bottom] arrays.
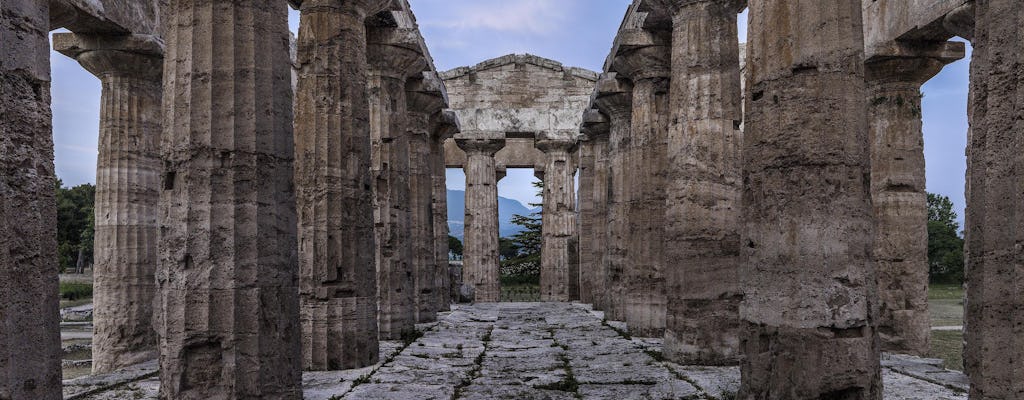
[[418, 0, 574, 35]]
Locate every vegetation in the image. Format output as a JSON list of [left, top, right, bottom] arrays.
[[499, 181, 543, 287], [930, 330, 964, 371], [59, 281, 93, 301], [56, 180, 95, 274], [927, 193, 964, 284], [448, 235, 463, 258]]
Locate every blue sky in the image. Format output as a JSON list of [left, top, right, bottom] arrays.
[[50, 1, 969, 227]]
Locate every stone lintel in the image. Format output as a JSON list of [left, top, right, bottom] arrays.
[[865, 41, 965, 84]]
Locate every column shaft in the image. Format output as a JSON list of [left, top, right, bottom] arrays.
[[539, 140, 578, 302], [408, 114, 437, 322], [965, 1, 1024, 398], [739, 0, 880, 398], [430, 134, 453, 307], [663, 0, 744, 366], [295, 0, 385, 371], [589, 136, 611, 310], [158, 1, 302, 397], [459, 138, 505, 302], [0, 2, 62, 398], [577, 139, 596, 304]]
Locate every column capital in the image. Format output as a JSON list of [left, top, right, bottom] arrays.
[[430, 110, 461, 141], [290, 0, 391, 18], [593, 74, 634, 120], [610, 28, 671, 80], [581, 108, 610, 140], [406, 71, 449, 115], [535, 137, 577, 154], [52, 33, 163, 80], [455, 134, 505, 156], [865, 41, 965, 85]]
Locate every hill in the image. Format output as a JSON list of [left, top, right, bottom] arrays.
[[447, 190, 540, 240]]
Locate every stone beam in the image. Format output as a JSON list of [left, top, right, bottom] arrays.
[[862, 0, 970, 59]]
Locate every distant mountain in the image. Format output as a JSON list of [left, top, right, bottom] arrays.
[[447, 190, 540, 240]]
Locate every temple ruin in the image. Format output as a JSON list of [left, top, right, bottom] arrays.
[[0, 0, 1017, 399]]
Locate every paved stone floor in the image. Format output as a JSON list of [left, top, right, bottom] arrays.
[[65, 303, 968, 399]]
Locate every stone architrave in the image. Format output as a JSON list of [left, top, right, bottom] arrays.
[[0, 2, 62, 398], [739, 0, 881, 398], [406, 73, 446, 323], [294, 0, 388, 371], [866, 43, 963, 356], [53, 33, 164, 374], [157, 1, 302, 397], [537, 137, 578, 302], [965, 1, 1024, 398], [592, 74, 634, 321], [660, 0, 745, 366], [457, 136, 506, 302], [612, 39, 671, 338], [368, 21, 427, 339], [579, 110, 611, 310]]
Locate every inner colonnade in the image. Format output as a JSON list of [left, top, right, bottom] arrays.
[[3, 0, 1023, 399]]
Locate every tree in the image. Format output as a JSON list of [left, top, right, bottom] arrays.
[[448, 235, 463, 258], [56, 180, 95, 273], [498, 237, 520, 260], [502, 181, 543, 284], [927, 192, 964, 283]]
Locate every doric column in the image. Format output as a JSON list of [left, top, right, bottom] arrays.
[[158, 1, 301, 397], [865, 44, 962, 356], [612, 38, 671, 337], [592, 74, 634, 321], [537, 136, 578, 301], [0, 2, 61, 398], [660, 0, 744, 366], [368, 20, 427, 339], [965, 2, 1024, 398], [406, 72, 447, 323], [430, 111, 460, 306], [457, 136, 506, 302], [739, 1, 880, 398], [579, 110, 611, 310], [294, 0, 389, 371], [53, 33, 163, 374]]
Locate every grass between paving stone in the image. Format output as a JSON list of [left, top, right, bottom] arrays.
[[451, 326, 492, 400]]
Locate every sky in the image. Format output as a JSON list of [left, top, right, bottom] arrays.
[[50, 1, 969, 227]]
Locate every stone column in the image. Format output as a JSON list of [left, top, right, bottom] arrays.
[[406, 73, 446, 322], [579, 110, 611, 310], [661, 0, 744, 366], [537, 137, 578, 302], [294, 0, 388, 371], [457, 136, 506, 302], [592, 74, 634, 321], [157, 1, 301, 397], [966, 2, 1024, 398], [866, 46, 961, 356], [613, 43, 671, 337], [430, 111, 459, 309], [53, 33, 163, 373], [368, 25, 426, 339], [739, 0, 880, 398], [0, 2, 61, 398]]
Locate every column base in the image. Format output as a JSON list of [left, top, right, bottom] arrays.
[[301, 296, 379, 371]]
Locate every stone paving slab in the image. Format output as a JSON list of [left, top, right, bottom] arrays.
[[66, 302, 971, 399]]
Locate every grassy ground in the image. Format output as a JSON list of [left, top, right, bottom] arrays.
[[927, 283, 965, 371]]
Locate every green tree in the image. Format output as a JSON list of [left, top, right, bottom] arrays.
[[501, 181, 543, 284], [448, 235, 463, 258], [499, 237, 520, 260], [927, 192, 964, 283], [56, 180, 95, 273]]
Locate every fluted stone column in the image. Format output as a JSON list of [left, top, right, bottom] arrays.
[[739, 0, 880, 398], [579, 110, 611, 310], [368, 28, 426, 339], [431, 111, 459, 307], [613, 44, 671, 337], [965, 2, 1024, 398], [294, 0, 388, 371], [158, 1, 301, 397], [406, 74, 446, 322], [53, 33, 163, 373], [661, 0, 744, 366], [538, 137, 578, 301], [592, 75, 634, 321], [0, 2, 61, 398], [457, 136, 506, 302], [866, 47, 960, 356]]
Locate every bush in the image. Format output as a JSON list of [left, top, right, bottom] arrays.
[[60, 282, 93, 301]]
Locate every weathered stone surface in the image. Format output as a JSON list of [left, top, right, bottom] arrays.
[[577, 109, 610, 309], [54, 32, 163, 374], [157, 0, 301, 397], [591, 74, 633, 322], [965, 1, 1024, 398], [431, 111, 459, 306], [659, 0, 745, 367], [537, 137, 578, 302], [740, 0, 881, 398], [1, 2, 62, 399], [294, 0, 388, 371], [865, 43, 962, 356], [456, 136, 506, 302]]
